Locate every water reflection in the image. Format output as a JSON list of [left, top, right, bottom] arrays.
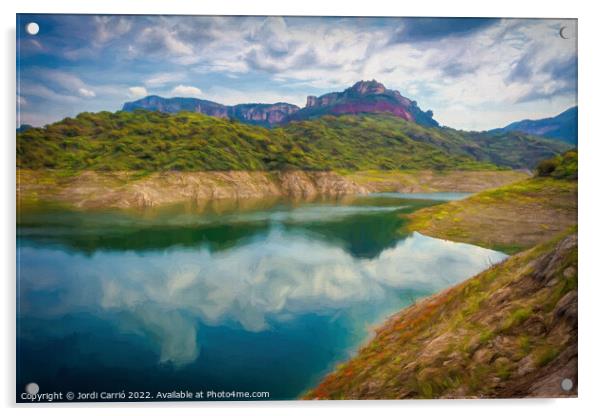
[[17, 192, 506, 399], [19, 230, 506, 365], [18, 195, 438, 257]]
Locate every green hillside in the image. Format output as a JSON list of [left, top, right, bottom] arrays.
[[17, 110, 569, 172]]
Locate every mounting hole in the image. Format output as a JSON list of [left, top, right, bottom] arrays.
[[25, 382, 39, 395], [25, 22, 39, 36], [561, 378, 573, 392]]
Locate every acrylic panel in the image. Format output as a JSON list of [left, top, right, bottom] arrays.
[[16, 14, 578, 402]]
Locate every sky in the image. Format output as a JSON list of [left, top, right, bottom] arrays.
[[16, 15, 577, 131]]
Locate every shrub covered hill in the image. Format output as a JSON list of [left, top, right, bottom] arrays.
[[17, 110, 569, 172]]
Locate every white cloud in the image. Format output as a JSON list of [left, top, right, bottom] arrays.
[[202, 86, 306, 107], [170, 84, 203, 97], [145, 72, 185, 87], [78, 87, 96, 98], [23, 69, 100, 102], [20, 83, 79, 103], [136, 26, 194, 57], [128, 86, 148, 99], [94, 16, 132, 45], [39, 70, 87, 90], [29, 39, 43, 50]]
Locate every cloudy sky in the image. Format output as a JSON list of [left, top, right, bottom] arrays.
[[17, 15, 577, 130]]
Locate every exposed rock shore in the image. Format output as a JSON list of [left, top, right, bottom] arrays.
[[17, 170, 368, 209], [17, 169, 526, 210]]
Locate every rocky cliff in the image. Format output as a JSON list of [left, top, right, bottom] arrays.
[[121, 80, 439, 128], [122, 96, 300, 127], [294, 80, 439, 127]]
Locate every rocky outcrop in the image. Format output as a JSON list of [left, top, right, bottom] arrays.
[[348, 170, 529, 194], [289, 80, 439, 127], [305, 231, 578, 399], [121, 80, 439, 128], [306, 95, 319, 107], [229, 102, 300, 125], [277, 171, 368, 198], [122, 96, 300, 127]]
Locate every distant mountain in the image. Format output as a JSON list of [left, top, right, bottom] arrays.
[[17, 124, 32, 133], [490, 107, 577, 145], [122, 96, 299, 127], [290, 80, 439, 127], [121, 80, 439, 128]]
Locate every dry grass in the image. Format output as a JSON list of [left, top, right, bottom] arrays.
[[344, 169, 528, 193], [407, 178, 577, 253]]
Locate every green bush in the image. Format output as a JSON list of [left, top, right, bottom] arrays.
[[535, 158, 559, 177], [535, 150, 577, 180]]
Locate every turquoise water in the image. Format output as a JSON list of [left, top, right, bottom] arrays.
[[17, 193, 506, 401], [368, 192, 473, 201]]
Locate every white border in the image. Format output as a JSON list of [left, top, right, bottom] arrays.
[[3, 1, 601, 415]]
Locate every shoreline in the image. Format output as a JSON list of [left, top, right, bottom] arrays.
[[17, 169, 528, 210], [16, 167, 577, 400], [304, 228, 577, 399], [305, 174, 577, 399], [406, 177, 577, 253]]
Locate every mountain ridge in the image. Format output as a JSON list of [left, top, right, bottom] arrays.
[[489, 107, 577, 145], [122, 95, 300, 127], [122, 80, 439, 128]]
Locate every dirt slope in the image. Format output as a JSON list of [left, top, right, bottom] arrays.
[[407, 178, 577, 253], [17, 169, 525, 209], [346, 170, 528, 193]]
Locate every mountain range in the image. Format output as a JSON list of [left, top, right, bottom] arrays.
[[122, 80, 577, 146], [489, 106, 577, 145], [18, 79, 574, 173], [122, 80, 439, 128]]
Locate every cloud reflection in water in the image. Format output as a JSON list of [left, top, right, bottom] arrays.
[[19, 230, 506, 365]]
